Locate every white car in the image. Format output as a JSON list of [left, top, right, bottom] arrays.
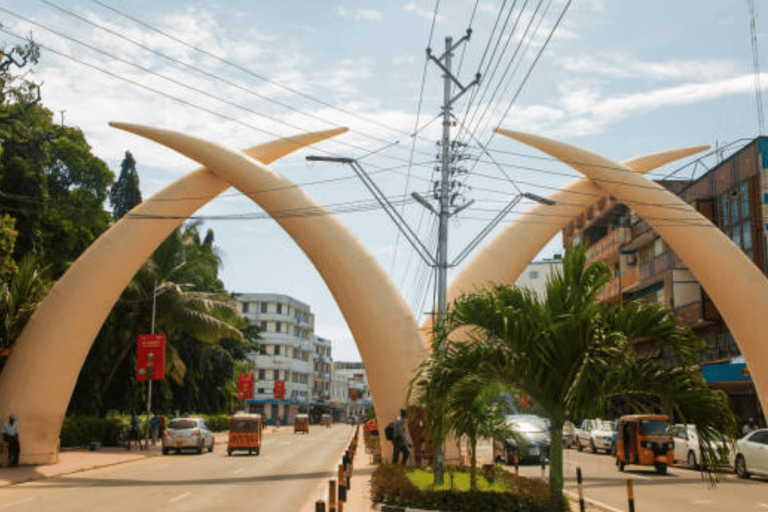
[[162, 417, 215, 455], [577, 419, 615, 454], [673, 424, 731, 469], [733, 428, 768, 478]]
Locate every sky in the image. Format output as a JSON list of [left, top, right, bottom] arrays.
[[2, 0, 766, 362]]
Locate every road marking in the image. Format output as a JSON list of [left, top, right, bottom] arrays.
[[233, 468, 247, 474], [0, 497, 34, 509], [757, 504, 768, 509], [169, 492, 192, 503]]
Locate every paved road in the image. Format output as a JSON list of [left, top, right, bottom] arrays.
[[508, 445, 768, 511], [0, 424, 354, 512]]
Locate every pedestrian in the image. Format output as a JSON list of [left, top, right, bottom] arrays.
[[150, 413, 161, 447], [2, 413, 19, 466], [391, 408, 410, 464], [129, 412, 141, 451], [743, 417, 757, 436]]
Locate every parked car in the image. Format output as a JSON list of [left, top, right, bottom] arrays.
[[672, 424, 731, 469], [162, 417, 215, 455], [494, 414, 550, 464], [562, 421, 578, 449], [733, 428, 768, 478], [577, 419, 615, 454]]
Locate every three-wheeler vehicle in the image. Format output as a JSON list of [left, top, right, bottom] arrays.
[[294, 413, 309, 434], [616, 414, 674, 474], [227, 413, 263, 456], [320, 413, 331, 428]]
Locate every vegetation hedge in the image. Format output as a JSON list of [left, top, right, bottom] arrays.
[[371, 464, 567, 512], [60, 413, 231, 448]]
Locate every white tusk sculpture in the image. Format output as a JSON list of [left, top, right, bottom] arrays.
[[495, 129, 768, 415], [0, 128, 350, 464], [109, 122, 429, 463]]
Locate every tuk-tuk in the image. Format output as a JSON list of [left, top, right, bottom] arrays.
[[294, 413, 309, 434], [616, 414, 674, 474], [320, 413, 331, 428], [227, 413, 263, 456]]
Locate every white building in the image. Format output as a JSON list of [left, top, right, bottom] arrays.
[[235, 293, 315, 425], [333, 361, 372, 420], [514, 256, 563, 300]]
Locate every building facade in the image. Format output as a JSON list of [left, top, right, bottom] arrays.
[[514, 256, 563, 300], [562, 136, 768, 425], [333, 361, 372, 421]]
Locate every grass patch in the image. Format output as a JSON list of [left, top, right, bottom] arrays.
[[406, 467, 507, 492]]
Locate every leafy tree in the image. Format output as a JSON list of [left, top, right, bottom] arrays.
[[0, 214, 18, 281], [430, 243, 736, 510], [110, 151, 142, 221]]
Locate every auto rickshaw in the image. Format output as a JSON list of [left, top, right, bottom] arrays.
[[320, 413, 331, 428], [227, 413, 263, 456], [616, 414, 674, 474], [294, 413, 309, 434]]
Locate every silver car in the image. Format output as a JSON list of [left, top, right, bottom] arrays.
[[494, 415, 550, 464], [162, 417, 215, 455], [734, 428, 768, 478]]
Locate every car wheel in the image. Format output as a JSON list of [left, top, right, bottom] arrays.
[[577, 441, 583, 452], [687, 450, 698, 469], [208, 439, 214, 453], [654, 462, 667, 475], [197, 444, 204, 454], [590, 440, 597, 454], [735, 455, 750, 479], [175, 449, 180, 455], [227, 449, 232, 456], [162, 448, 169, 455], [618, 459, 625, 471], [609, 442, 616, 456], [255, 447, 260, 456]]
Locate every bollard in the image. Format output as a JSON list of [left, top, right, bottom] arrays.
[[328, 480, 337, 511], [627, 478, 635, 512], [514, 451, 519, 476], [540, 452, 546, 478], [576, 467, 585, 512], [315, 500, 326, 512], [337, 464, 346, 510]]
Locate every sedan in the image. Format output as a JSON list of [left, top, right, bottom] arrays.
[[494, 415, 550, 464], [733, 428, 768, 479], [162, 417, 215, 455]]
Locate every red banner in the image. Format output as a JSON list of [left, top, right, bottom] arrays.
[[273, 380, 285, 400], [238, 373, 254, 400], [136, 334, 166, 381], [349, 388, 359, 401]]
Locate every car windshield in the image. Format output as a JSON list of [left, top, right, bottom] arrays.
[[512, 420, 545, 433], [640, 419, 669, 435], [231, 419, 259, 431], [169, 419, 199, 430]]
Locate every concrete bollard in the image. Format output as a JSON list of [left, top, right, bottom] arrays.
[[337, 464, 346, 510], [627, 478, 635, 512], [576, 467, 585, 512], [328, 480, 336, 511]]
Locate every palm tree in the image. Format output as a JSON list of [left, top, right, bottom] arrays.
[[430, 243, 735, 510]]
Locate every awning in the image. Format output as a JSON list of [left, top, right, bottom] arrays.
[[701, 362, 752, 383]]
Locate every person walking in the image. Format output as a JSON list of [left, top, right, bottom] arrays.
[[129, 412, 141, 451], [2, 413, 20, 466], [391, 408, 410, 464], [150, 413, 161, 447]]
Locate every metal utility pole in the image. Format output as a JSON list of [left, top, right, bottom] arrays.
[[747, 0, 765, 134]]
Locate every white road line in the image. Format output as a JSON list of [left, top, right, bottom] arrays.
[[233, 468, 247, 474], [0, 497, 35, 509], [168, 491, 192, 503], [757, 504, 768, 509]]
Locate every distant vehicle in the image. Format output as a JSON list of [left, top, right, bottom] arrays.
[[494, 415, 550, 464], [562, 421, 578, 449], [733, 428, 768, 478], [227, 413, 262, 456], [577, 419, 615, 454], [294, 413, 309, 434], [320, 413, 331, 427], [616, 414, 673, 475], [162, 417, 214, 455]]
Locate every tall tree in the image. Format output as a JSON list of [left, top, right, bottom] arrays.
[[427, 243, 736, 510], [109, 151, 142, 221]]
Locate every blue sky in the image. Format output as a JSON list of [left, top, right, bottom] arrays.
[[3, 0, 766, 361]]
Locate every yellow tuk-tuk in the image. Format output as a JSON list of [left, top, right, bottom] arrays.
[[227, 413, 263, 456], [320, 413, 331, 428], [616, 414, 673, 474], [294, 413, 309, 434]]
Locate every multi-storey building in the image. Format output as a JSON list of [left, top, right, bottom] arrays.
[[562, 136, 768, 425], [235, 293, 315, 425], [514, 256, 563, 299], [333, 361, 372, 421], [312, 336, 333, 421]]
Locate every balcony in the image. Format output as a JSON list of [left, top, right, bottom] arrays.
[[586, 227, 630, 265], [638, 251, 674, 282]]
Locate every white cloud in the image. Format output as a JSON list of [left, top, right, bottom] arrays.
[[404, 3, 442, 22], [335, 6, 383, 21], [560, 53, 742, 82]]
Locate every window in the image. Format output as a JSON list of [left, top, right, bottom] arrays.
[[743, 222, 753, 251], [730, 197, 738, 222], [276, 322, 282, 333], [741, 182, 750, 218], [529, 271, 539, 279], [257, 388, 264, 394], [277, 303, 283, 314], [260, 321, 267, 331], [731, 225, 741, 247], [274, 345, 281, 356], [258, 369, 265, 380], [721, 198, 729, 225], [261, 302, 268, 313], [242, 302, 249, 313]]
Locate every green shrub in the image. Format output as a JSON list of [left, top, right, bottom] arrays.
[[371, 464, 565, 511]]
